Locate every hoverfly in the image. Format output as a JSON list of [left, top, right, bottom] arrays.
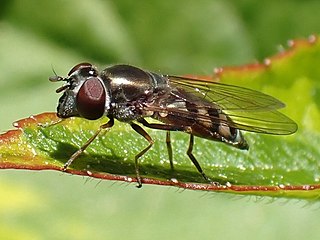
[[50, 63, 297, 187]]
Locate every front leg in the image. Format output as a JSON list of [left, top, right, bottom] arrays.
[[63, 118, 114, 171]]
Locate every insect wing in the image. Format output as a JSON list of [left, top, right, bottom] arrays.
[[152, 75, 298, 135], [169, 76, 285, 111]]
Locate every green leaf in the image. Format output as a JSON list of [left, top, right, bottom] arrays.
[[1, 36, 320, 200]]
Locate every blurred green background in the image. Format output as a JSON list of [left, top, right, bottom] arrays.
[[0, 1, 320, 239]]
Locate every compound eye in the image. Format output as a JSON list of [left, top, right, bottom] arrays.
[[76, 77, 106, 120]]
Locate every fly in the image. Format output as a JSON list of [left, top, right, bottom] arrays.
[[50, 63, 298, 187]]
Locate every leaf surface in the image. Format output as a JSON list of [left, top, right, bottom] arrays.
[[1, 36, 320, 200]]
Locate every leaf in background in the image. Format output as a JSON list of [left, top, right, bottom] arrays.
[[0, 36, 319, 200]]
